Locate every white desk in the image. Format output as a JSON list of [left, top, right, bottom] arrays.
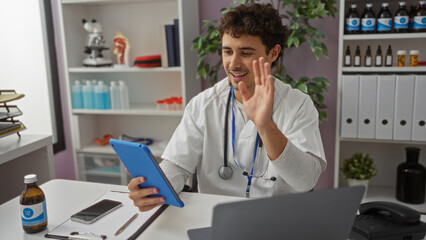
[[0, 179, 243, 240], [0, 134, 54, 204]]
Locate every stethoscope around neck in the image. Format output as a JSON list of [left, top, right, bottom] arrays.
[[218, 87, 276, 182]]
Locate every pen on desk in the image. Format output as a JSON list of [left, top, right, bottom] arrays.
[[114, 213, 139, 236]]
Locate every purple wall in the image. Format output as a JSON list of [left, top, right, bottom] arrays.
[[53, 0, 339, 189]]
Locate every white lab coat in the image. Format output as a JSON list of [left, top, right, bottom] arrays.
[[161, 77, 326, 198]]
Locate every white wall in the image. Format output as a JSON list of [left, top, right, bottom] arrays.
[[0, 1, 54, 138]]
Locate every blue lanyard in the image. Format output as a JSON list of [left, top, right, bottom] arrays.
[[230, 87, 260, 197]]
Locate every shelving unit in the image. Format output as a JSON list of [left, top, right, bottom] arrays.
[[56, 0, 200, 185], [335, 0, 426, 212]]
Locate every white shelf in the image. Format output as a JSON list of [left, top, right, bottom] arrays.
[[62, 0, 174, 5], [340, 137, 426, 145], [77, 140, 168, 157], [72, 104, 183, 116], [343, 66, 426, 73], [343, 32, 426, 40], [69, 66, 181, 73], [365, 186, 426, 214]]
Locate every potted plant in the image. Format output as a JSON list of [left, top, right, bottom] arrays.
[[191, 0, 338, 122], [341, 152, 378, 196]]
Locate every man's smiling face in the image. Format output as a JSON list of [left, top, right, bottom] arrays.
[[222, 33, 275, 102]]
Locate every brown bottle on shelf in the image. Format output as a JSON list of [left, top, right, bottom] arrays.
[[20, 174, 48, 233], [396, 147, 425, 204], [354, 46, 361, 67], [385, 45, 393, 67], [344, 46, 352, 66], [375, 45, 383, 67], [413, 1, 426, 32], [364, 45, 372, 67]]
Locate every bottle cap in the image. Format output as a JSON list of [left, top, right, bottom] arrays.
[[350, 4, 357, 8], [110, 80, 117, 86], [346, 46, 351, 54], [420, 1, 425, 5], [75, 80, 81, 85], [377, 45, 382, 54], [355, 46, 361, 54], [399, 2, 406, 6], [410, 50, 419, 55], [397, 50, 407, 55], [24, 174, 37, 184], [366, 3, 373, 8], [381, 3, 389, 7]]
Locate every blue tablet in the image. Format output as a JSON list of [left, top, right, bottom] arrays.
[[109, 138, 184, 208]]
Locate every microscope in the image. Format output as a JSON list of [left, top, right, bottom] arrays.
[[82, 19, 113, 67]]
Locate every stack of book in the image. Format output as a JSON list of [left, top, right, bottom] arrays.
[[161, 19, 181, 67], [0, 90, 26, 138]]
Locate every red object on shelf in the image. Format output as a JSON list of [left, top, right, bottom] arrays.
[[134, 55, 162, 68], [94, 134, 114, 146], [417, 61, 426, 66]]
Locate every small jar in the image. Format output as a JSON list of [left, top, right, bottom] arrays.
[[409, 50, 419, 67], [397, 50, 406, 67], [156, 99, 165, 110]]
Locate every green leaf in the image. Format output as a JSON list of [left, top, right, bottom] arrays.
[[290, 22, 299, 30], [297, 83, 308, 93]]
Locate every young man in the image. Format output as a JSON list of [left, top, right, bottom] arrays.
[[128, 3, 326, 212]]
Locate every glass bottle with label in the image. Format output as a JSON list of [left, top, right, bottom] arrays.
[[361, 3, 376, 33], [364, 45, 372, 67], [396, 147, 425, 204], [375, 45, 383, 67], [413, 1, 426, 32], [344, 46, 352, 66], [377, 3, 392, 33], [385, 45, 393, 66], [345, 4, 360, 34], [394, 2, 409, 32], [354, 46, 361, 67], [20, 174, 48, 233]]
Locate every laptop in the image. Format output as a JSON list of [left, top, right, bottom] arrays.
[[188, 186, 365, 240]]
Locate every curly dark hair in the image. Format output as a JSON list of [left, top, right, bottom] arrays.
[[217, 3, 288, 67]]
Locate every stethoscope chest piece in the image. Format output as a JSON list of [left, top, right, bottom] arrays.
[[218, 165, 233, 180]]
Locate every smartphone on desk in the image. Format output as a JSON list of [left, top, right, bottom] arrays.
[[70, 199, 122, 224]]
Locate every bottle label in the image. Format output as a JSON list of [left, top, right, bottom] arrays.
[[354, 56, 361, 66], [377, 18, 392, 31], [346, 18, 360, 31], [386, 56, 393, 66], [345, 55, 351, 66], [21, 201, 47, 226], [376, 56, 382, 66], [413, 16, 426, 29], [394, 16, 409, 29], [361, 18, 376, 31], [365, 57, 372, 66]]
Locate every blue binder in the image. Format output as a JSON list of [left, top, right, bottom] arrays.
[[109, 139, 184, 208]]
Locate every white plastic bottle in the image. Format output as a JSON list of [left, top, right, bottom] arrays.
[[71, 80, 83, 109], [110, 81, 121, 109], [94, 80, 111, 110], [118, 80, 130, 109], [82, 80, 94, 109]]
